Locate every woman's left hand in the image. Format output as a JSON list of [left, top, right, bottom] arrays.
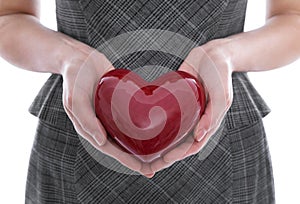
[[149, 40, 234, 173]]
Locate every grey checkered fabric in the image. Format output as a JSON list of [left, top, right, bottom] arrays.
[[26, 0, 275, 203]]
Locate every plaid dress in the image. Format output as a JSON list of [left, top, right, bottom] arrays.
[[26, 0, 275, 203]]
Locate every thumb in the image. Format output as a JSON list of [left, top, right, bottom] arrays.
[[193, 100, 213, 142], [94, 118, 108, 145], [178, 60, 199, 79]]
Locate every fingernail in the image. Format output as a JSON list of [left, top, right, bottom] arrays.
[[144, 173, 155, 178], [196, 129, 207, 142], [95, 135, 105, 146]]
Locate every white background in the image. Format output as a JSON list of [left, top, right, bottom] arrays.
[[0, 1, 299, 203]]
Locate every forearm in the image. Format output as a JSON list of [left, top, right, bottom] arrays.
[[207, 14, 300, 73], [0, 14, 94, 74]]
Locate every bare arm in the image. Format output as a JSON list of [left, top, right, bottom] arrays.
[[0, 0, 151, 176], [217, 0, 300, 72], [0, 0, 93, 74], [150, 0, 300, 172]]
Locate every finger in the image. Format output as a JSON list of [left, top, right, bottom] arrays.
[[66, 106, 105, 149], [64, 92, 143, 173], [63, 89, 99, 143], [150, 158, 175, 173], [72, 91, 107, 146], [183, 129, 213, 159], [140, 163, 154, 175], [64, 100, 104, 148], [69, 54, 115, 144], [150, 136, 196, 172], [62, 79, 106, 146], [176, 133, 210, 161], [99, 140, 143, 173], [193, 99, 213, 142], [163, 135, 194, 163], [182, 122, 224, 160], [194, 92, 230, 141], [144, 173, 155, 178], [75, 118, 143, 173], [68, 104, 143, 173]]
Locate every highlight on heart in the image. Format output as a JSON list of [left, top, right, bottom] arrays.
[[94, 69, 206, 162]]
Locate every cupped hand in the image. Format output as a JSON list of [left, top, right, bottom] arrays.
[[61, 49, 154, 177], [150, 40, 234, 173]]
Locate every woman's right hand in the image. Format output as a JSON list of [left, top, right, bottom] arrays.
[[61, 49, 154, 176]]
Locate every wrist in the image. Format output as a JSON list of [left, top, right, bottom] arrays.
[[57, 34, 96, 75], [200, 38, 235, 73], [58, 35, 113, 80]]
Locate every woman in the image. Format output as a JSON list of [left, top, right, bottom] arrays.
[[1, 0, 299, 203]]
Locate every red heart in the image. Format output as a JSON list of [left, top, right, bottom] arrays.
[[95, 69, 206, 162]]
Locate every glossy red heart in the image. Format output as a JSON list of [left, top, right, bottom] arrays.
[[95, 69, 206, 162]]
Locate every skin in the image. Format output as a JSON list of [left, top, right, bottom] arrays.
[[0, 0, 300, 177]]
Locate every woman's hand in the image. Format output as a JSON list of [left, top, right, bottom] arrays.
[[61, 49, 154, 176], [150, 40, 234, 173], [0, 1, 155, 176]]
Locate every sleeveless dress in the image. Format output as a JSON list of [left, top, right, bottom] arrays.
[[25, 0, 275, 203]]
